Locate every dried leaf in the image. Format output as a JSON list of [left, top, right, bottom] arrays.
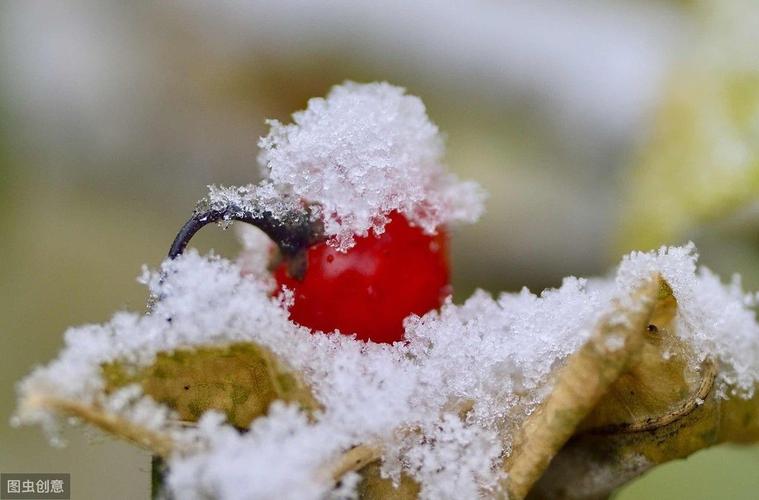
[[357, 463, 420, 500], [19, 394, 180, 458], [502, 275, 661, 499], [529, 281, 759, 499], [578, 281, 710, 433], [102, 342, 319, 428]]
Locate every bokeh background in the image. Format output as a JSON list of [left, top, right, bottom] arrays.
[[1, 1, 758, 498]]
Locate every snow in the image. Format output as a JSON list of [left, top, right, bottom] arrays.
[[401, 414, 504, 498], [167, 405, 348, 500], [211, 82, 486, 251], [199, 183, 305, 229], [15, 243, 759, 499]]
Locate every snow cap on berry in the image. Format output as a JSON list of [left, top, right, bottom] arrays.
[[257, 81, 485, 250]]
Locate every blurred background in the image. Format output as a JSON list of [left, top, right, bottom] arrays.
[[1, 1, 758, 498]]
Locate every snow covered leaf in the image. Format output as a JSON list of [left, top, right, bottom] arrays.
[[502, 275, 661, 499], [578, 280, 709, 433], [102, 342, 319, 428], [531, 281, 759, 500]]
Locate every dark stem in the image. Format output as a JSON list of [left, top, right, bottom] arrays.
[[151, 455, 170, 500], [168, 203, 323, 279]]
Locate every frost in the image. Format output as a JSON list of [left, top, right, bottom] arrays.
[[14, 243, 759, 499], [208, 82, 485, 251]]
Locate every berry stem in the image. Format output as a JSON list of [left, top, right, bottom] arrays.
[[168, 202, 324, 279]]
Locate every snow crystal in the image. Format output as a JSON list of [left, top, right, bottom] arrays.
[[167, 404, 349, 500], [402, 415, 504, 499], [211, 82, 484, 251], [14, 243, 759, 499]]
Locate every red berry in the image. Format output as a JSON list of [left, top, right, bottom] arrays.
[[274, 211, 450, 343], [168, 202, 450, 344]]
